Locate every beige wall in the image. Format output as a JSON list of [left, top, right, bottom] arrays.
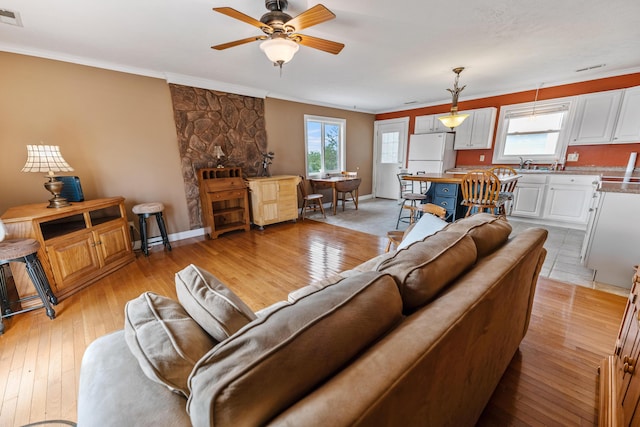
[[1, 52, 376, 234], [0, 52, 189, 234], [265, 98, 375, 195]]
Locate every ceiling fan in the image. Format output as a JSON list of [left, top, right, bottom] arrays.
[[211, 0, 344, 68]]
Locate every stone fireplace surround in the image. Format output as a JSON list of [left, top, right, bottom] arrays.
[[169, 84, 268, 229]]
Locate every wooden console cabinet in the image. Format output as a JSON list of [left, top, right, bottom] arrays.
[[599, 266, 640, 425], [1, 197, 134, 303], [198, 167, 250, 239], [245, 175, 301, 229]]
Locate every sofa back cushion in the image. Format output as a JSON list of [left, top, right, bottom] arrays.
[[444, 213, 512, 257], [187, 271, 402, 427], [375, 231, 477, 312], [124, 292, 217, 397], [175, 264, 256, 341]]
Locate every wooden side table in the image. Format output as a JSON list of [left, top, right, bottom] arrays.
[[1, 197, 135, 305], [198, 168, 250, 239]]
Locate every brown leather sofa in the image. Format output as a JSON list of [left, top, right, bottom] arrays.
[[77, 213, 547, 426]]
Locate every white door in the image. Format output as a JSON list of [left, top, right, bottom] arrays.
[[374, 117, 409, 199]]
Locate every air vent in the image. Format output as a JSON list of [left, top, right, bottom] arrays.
[[0, 9, 23, 27], [576, 64, 606, 72]]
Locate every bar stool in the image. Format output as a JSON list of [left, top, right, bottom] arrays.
[[0, 239, 57, 335], [132, 202, 172, 256]]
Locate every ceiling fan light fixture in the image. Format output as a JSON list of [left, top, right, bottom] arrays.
[[260, 38, 299, 65]]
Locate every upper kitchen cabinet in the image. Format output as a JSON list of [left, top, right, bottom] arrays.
[[568, 89, 622, 145], [613, 86, 640, 143], [414, 114, 450, 134], [453, 107, 498, 150]]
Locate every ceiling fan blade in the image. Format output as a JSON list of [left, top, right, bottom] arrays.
[[294, 34, 344, 55], [213, 7, 272, 32], [285, 4, 335, 32], [211, 36, 266, 51]]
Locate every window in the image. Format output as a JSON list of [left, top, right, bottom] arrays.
[[493, 99, 573, 164], [304, 115, 345, 177], [380, 131, 400, 163]]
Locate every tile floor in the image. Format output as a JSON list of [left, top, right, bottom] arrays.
[[309, 198, 630, 297], [509, 218, 629, 297]]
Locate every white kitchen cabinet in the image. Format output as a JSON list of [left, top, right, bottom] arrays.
[[511, 174, 547, 218], [453, 107, 498, 150], [414, 114, 450, 134], [542, 175, 598, 225], [569, 90, 622, 145], [584, 191, 640, 288], [613, 86, 640, 143]]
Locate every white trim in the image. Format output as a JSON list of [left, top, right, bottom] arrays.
[[492, 97, 577, 164], [164, 73, 269, 99], [304, 115, 346, 178], [373, 117, 409, 199], [133, 227, 205, 250]]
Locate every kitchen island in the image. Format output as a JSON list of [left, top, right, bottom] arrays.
[[584, 180, 640, 288]]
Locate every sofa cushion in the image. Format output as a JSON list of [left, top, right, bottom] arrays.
[[376, 231, 477, 312], [444, 213, 512, 257], [187, 271, 403, 427], [175, 264, 256, 341], [124, 292, 217, 397]]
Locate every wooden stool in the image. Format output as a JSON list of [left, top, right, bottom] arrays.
[[0, 239, 57, 335], [132, 202, 172, 256]]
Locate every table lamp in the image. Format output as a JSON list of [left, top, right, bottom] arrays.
[[21, 144, 74, 208]]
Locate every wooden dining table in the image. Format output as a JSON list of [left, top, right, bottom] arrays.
[[404, 172, 521, 220], [310, 177, 361, 215], [403, 172, 521, 185]]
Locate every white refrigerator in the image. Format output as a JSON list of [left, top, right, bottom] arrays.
[[406, 132, 456, 175]]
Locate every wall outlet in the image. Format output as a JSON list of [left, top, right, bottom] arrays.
[[479, 154, 485, 162], [567, 152, 579, 162]]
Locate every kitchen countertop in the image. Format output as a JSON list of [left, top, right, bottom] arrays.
[[446, 166, 640, 194]]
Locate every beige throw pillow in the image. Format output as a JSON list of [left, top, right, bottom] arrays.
[[376, 231, 478, 312], [124, 292, 217, 397], [187, 271, 403, 427], [444, 213, 512, 257], [175, 264, 256, 341]]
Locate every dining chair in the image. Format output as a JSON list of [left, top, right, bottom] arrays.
[[459, 170, 505, 217], [396, 173, 427, 228], [488, 165, 519, 215], [385, 203, 447, 252], [297, 176, 326, 219], [334, 178, 361, 211]]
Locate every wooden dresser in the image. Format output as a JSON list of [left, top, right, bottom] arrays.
[[245, 175, 301, 230], [600, 266, 640, 425], [198, 167, 250, 239], [1, 197, 134, 304]]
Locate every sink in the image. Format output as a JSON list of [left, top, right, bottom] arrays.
[[514, 168, 551, 173]]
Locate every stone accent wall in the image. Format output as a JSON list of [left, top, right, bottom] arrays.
[[169, 84, 267, 229]]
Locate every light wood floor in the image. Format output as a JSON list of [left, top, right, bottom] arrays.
[[0, 220, 627, 426]]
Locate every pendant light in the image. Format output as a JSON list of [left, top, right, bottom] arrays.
[[438, 67, 470, 130]]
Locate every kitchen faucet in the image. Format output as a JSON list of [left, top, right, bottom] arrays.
[[519, 157, 534, 169]]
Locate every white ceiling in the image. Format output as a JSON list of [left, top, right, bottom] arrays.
[[2, 0, 640, 113]]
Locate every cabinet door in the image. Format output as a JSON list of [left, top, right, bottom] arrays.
[[543, 185, 591, 224], [452, 107, 497, 150], [511, 183, 545, 218], [93, 221, 133, 266], [46, 232, 101, 291], [277, 178, 300, 222], [613, 86, 640, 143], [259, 181, 280, 223], [569, 90, 622, 145], [543, 176, 596, 225], [415, 115, 433, 134], [468, 107, 497, 149]]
